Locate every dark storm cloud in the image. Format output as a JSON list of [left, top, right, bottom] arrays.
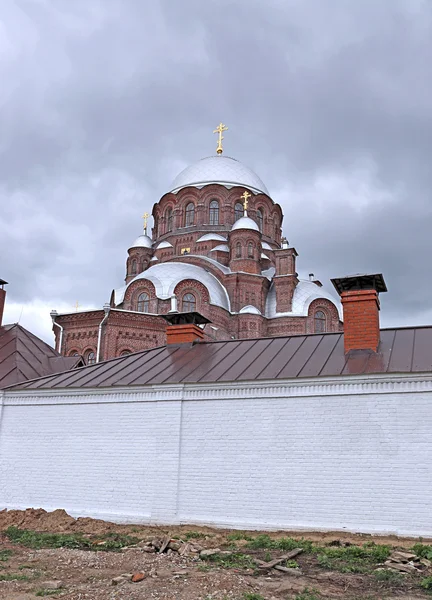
[[1, 0, 431, 339]]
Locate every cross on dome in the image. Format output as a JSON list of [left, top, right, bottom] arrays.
[[241, 190, 251, 213], [213, 122, 228, 155], [142, 212, 149, 235]]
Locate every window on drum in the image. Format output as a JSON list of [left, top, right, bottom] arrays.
[[185, 203, 195, 226], [137, 292, 150, 312], [257, 208, 264, 232], [182, 293, 196, 312], [235, 202, 243, 221], [209, 199, 219, 225], [166, 208, 173, 232]]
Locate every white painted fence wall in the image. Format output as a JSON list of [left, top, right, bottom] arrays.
[[1, 375, 432, 536]]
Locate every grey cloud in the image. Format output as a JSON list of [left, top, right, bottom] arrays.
[[0, 0, 431, 334]]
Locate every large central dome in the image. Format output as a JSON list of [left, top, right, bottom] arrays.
[[169, 156, 269, 195]]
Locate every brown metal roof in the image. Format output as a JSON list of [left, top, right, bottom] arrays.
[[0, 324, 83, 388], [7, 326, 432, 392]]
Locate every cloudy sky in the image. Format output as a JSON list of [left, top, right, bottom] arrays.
[[1, 0, 431, 344]]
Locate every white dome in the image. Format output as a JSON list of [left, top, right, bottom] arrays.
[[231, 215, 260, 232], [130, 234, 152, 249], [125, 262, 231, 311], [170, 156, 269, 195]]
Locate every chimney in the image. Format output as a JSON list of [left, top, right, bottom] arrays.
[[331, 273, 387, 353], [161, 311, 210, 345], [0, 279, 8, 327]]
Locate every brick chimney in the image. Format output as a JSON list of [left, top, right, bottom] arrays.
[[331, 274, 387, 353], [161, 310, 210, 345], [0, 279, 8, 327]]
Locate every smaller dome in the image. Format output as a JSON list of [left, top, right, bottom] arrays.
[[239, 305, 262, 315], [130, 234, 152, 249], [231, 215, 259, 232], [155, 241, 173, 250]]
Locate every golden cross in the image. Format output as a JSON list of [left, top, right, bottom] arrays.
[[213, 122, 228, 154], [75, 301, 80, 312], [142, 212, 149, 234], [241, 190, 251, 212]]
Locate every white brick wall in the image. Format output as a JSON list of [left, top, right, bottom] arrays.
[[1, 376, 432, 536]]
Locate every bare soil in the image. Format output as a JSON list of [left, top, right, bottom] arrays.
[[0, 509, 430, 600]]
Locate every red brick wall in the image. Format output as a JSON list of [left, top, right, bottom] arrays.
[[341, 290, 380, 352]]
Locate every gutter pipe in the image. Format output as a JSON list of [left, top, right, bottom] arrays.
[[50, 310, 63, 354], [96, 303, 111, 363]]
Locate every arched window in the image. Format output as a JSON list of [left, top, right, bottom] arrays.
[[69, 351, 79, 357], [235, 202, 243, 222], [166, 208, 173, 232], [209, 200, 219, 225], [86, 350, 96, 365], [257, 208, 264, 232], [137, 292, 150, 312], [248, 242, 254, 258], [120, 350, 131, 357], [182, 293, 196, 312], [185, 203, 195, 226], [131, 259, 137, 275], [236, 242, 242, 258], [314, 310, 326, 333]]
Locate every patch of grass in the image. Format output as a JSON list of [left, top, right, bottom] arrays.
[[285, 559, 300, 568], [295, 588, 320, 600], [421, 576, 432, 590], [0, 573, 30, 581], [184, 531, 206, 540], [246, 534, 314, 553], [316, 543, 390, 574], [18, 564, 33, 570], [413, 543, 432, 560], [35, 590, 62, 597], [201, 551, 255, 570], [243, 594, 265, 600], [373, 569, 405, 586], [197, 563, 212, 572], [5, 526, 138, 552], [0, 550, 12, 562]]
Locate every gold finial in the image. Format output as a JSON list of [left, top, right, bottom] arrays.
[[142, 212, 149, 235], [75, 301, 80, 312], [213, 122, 228, 154], [241, 190, 251, 212]]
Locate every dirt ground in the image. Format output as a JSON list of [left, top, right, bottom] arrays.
[[0, 509, 431, 600]]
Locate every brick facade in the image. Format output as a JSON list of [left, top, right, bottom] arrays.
[[55, 179, 343, 362]]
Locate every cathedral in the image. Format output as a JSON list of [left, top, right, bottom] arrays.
[[52, 125, 343, 363]]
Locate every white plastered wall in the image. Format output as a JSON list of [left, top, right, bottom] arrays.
[[1, 375, 431, 536]]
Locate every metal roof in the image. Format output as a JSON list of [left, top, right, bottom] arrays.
[[8, 326, 432, 392], [0, 324, 83, 389]]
